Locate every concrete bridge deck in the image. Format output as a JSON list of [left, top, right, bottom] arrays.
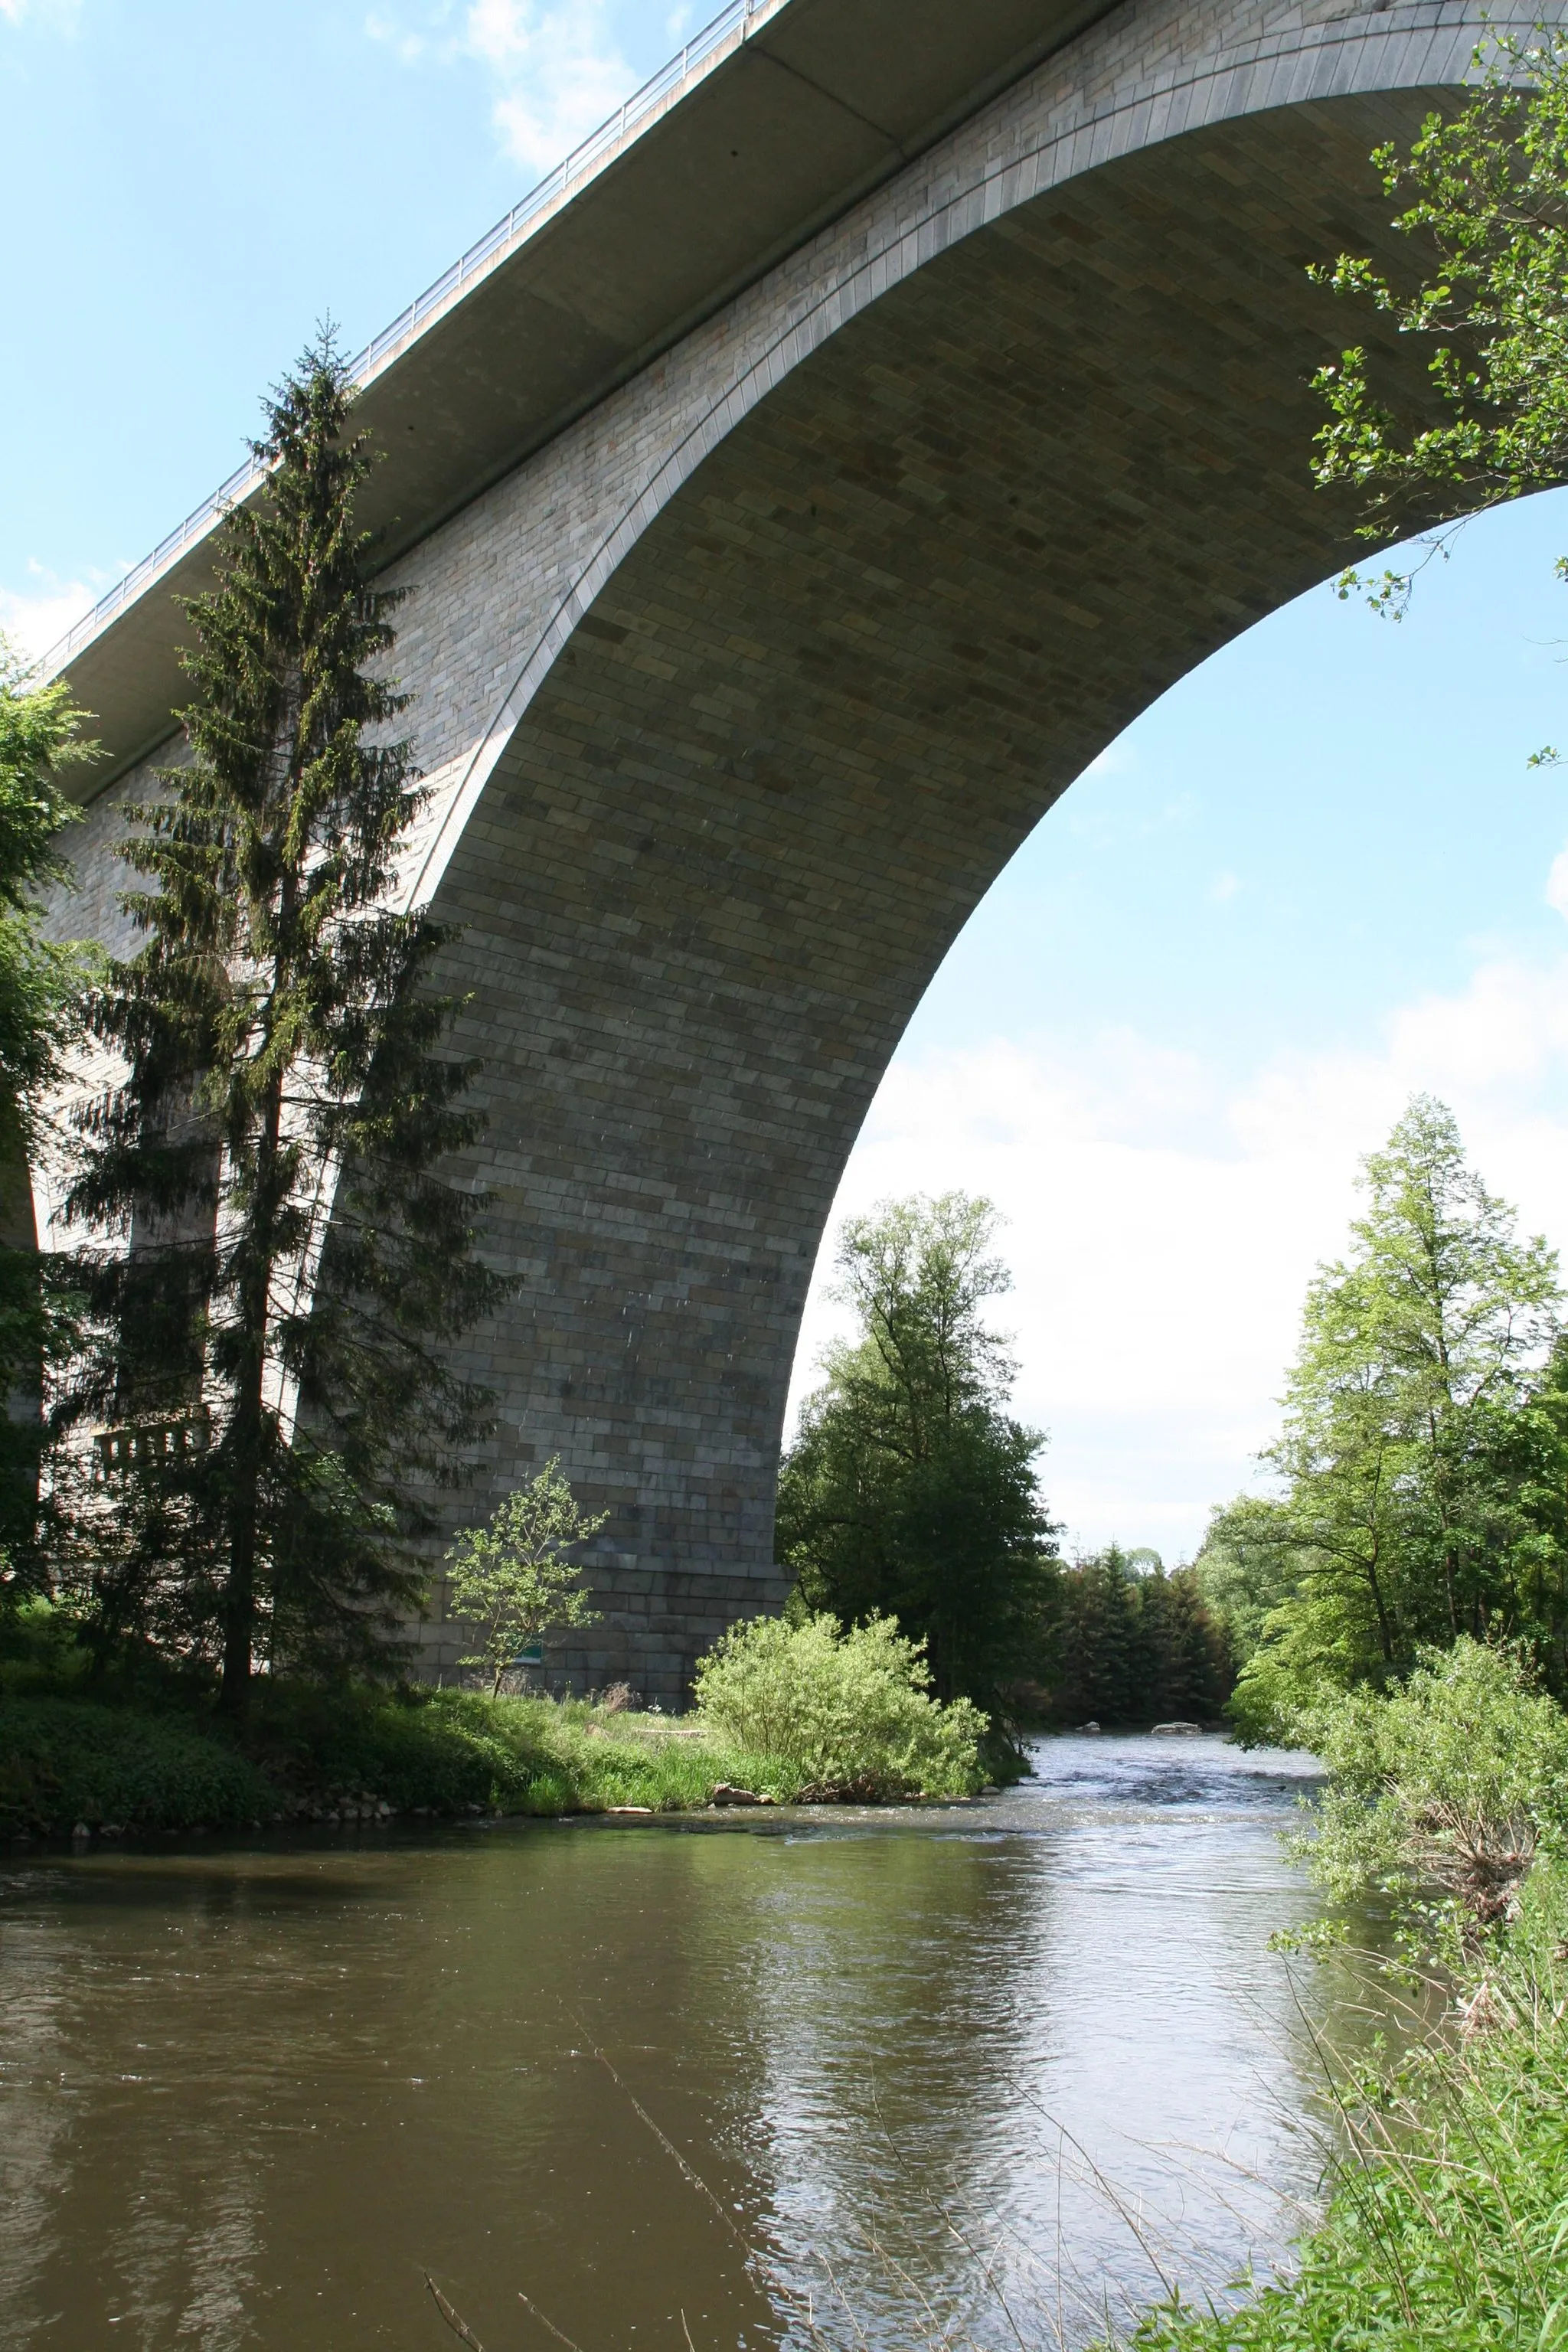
[[40, 0, 1553, 1698]]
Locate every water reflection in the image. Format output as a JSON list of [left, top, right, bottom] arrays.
[[0, 1735, 1380, 2351]]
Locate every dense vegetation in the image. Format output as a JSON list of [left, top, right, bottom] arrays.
[[1197, 1099, 1568, 1739], [0, 641, 96, 1569], [778, 1193, 1058, 1720], [0, 1602, 984, 1834], [1047, 1546, 1233, 1726], [692, 1609, 987, 1799]]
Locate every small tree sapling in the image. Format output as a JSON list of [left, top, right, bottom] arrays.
[[445, 1459, 607, 1696]]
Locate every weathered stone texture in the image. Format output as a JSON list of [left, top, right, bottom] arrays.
[[43, 0, 1563, 1698]]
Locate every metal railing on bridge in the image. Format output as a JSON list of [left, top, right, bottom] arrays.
[[37, 0, 773, 684]]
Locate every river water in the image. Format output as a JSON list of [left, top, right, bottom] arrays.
[[0, 1734, 1381, 2352]]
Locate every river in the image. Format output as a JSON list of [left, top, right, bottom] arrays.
[[0, 1733, 1383, 2351]]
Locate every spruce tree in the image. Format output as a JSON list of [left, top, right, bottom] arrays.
[[59, 338, 511, 1712], [1058, 1548, 1140, 1723]]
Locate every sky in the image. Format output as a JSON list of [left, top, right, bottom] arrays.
[[8, 2, 1568, 1563]]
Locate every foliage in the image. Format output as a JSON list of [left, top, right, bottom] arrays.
[[1047, 1546, 1233, 1725], [1125, 1857, 1568, 2352], [691, 1609, 988, 1798], [1214, 1099, 1566, 1735], [0, 644, 97, 1580], [1312, 28, 1568, 629], [444, 1458, 607, 1695], [1289, 1638, 1568, 1945], [0, 1594, 216, 1710], [0, 1661, 934, 1834], [0, 640, 96, 1153], [1194, 1502, 1306, 1666], [54, 339, 511, 1711], [777, 1193, 1057, 1720], [0, 1696, 273, 1834]]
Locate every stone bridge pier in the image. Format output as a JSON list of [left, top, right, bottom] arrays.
[[43, 0, 1558, 1699]]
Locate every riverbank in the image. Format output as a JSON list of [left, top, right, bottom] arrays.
[[1125, 1854, 1568, 2349], [0, 1602, 1003, 1838], [0, 1681, 838, 1838]]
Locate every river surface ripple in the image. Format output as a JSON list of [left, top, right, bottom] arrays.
[[0, 1733, 1383, 2351]]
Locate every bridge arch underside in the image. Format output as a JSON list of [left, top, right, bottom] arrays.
[[420, 91, 1446, 1696]]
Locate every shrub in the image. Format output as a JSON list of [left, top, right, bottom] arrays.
[[1292, 1638, 1568, 1938], [691, 1611, 987, 1798], [0, 1697, 273, 1833]]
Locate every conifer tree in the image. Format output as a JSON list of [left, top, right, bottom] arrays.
[[59, 338, 511, 1712]]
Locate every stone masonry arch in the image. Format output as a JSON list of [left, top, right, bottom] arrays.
[[45, 0, 1565, 1695]]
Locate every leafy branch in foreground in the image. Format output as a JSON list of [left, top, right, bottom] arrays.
[[1312, 28, 1568, 626]]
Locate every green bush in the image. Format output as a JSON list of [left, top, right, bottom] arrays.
[[0, 1607, 993, 1834], [1290, 1638, 1568, 1938], [1127, 1649, 1568, 2347], [0, 1600, 93, 1697], [691, 1610, 987, 1798], [0, 1698, 273, 1833]]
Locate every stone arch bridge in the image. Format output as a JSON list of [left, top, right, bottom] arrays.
[[39, 0, 1550, 1699]]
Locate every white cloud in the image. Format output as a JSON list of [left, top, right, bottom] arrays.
[[0, 0, 83, 28], [1208, 868, 1240, 903], [468, 0, 636, 174], [0, 563, 106, 668], [364, 0, 637, 177], [787, 943, 1568, 1563], [364, 9, 431, 64], [1547, 843, 1568, 919]]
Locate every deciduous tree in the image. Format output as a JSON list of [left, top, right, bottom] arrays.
[[445, 1459, 606, 1697], [1312, 28, 1568, 634], [776, 1193, 1057, 1722], [1215, 1099, 1566, 1735], [0, 645, 96, 1581]]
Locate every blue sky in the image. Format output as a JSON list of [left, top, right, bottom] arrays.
[[9, 0, 1568, 1560]]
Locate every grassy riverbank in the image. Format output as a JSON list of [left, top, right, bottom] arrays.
[[0, 1682, 832, 1838], [0, 1606, 991, 1836], [1125, 1857, 1568, 2351]]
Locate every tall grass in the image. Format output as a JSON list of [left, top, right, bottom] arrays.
[[1122, 1860, 1568, 2351]]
